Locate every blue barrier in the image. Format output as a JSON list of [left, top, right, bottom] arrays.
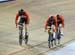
[[0, 0, 15, 3]]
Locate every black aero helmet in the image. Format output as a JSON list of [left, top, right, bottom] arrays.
[[50, 16, 54, 21], [20, 9, 24, 11], [49, 16, 54, 23], [19, 9, 25, 16], [57, 14, 60, 19]]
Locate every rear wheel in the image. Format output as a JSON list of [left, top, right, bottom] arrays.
[[19, 30, 23, 46], [25, 35, 28, 44]]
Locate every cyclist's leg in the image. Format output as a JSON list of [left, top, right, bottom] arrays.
[[52, 25, 56, 46], [57, 24, 63, 44], [55, 30, 58, 45], [18, 18, 24, 34], [50, 33, 54, 47], [24, 24, 29, 38], [57, 28, 61, 44], [48, 32, 53, 48], [59, 24, 64, 36], [55, 26, 59, 44], [24, 18, 29, 38], [52, 32, 56, 46], [24, 24, 29, 44], [51, 39, 53, 47]]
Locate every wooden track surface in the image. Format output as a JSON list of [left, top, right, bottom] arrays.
[[0, 0, 75, 55]]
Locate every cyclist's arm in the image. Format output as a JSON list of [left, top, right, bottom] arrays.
[[45, 17, 50, 30], [60, 16, 64, 28], [15, 13, 19, 27]]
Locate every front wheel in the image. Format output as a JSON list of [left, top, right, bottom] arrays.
[[19, 28, 23, 46]]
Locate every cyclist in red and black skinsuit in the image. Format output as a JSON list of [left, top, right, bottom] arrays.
[[45, 15, 57, 31], [56, 14, 64, 40], [15, 9, 30, 40], [56, 14, 64, 29], [45, 15, 58, 42]]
